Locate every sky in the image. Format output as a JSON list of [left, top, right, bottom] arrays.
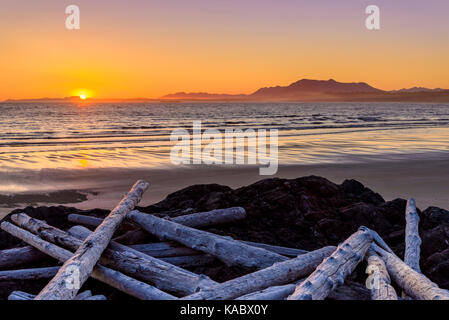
[[1, 0, 448, 100]]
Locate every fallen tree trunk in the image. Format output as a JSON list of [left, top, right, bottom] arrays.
[[182, 246, 335, 300], [0, 246, 48, 270], [0, 266, 60, 281], [127, 210, 288, 268], [366, 248, 398, 300], [404, 198, 422, 273], [372, 243, 449, 300], [1, 221, 176, 300], [35, 180, 149, 300], [288, 227, 374, 300], [12, 213, 217, 296]]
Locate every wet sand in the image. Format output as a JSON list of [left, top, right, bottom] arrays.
[[1, 158, 448, 219]]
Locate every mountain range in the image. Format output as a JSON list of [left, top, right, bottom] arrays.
[[161, 79, 449, 102]]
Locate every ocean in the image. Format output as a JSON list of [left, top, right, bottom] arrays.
[[1, 101, 449, 213]]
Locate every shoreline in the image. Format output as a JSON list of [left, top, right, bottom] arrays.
[[1, 157, 448, 218]]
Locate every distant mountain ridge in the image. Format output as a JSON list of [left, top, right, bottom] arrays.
[[390, 87, 445, 93], [250, 79, 383, 98], [161, 78, 449, 102]]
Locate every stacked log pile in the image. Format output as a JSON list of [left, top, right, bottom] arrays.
[[0, 179, 448, 300]]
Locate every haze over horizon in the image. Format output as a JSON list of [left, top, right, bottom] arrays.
[[1, 0, 449, 100]]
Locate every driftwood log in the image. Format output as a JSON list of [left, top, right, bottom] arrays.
[[8, 291, 36, 300], [69, 207, 246, 245], [68, 225, 218, 295], [127, 210, 288, 268], [365, 248, 398, 300], [404, 198, 422, 273], [372, 243, 449, 300], [0, 266, 60, 281], [288, 227, 374, 300], [1, 221, 176, 300], [237, 281, 370, 300], [69, 207, 246, 230], [34, 180, 149, 300], [12, 213, 216, 296], [0, 246, 47, 270], [8, 290, 107, 301], [182, 246, 335, 300], [129, 240, 307, 259], [237, 283, 298, 300]]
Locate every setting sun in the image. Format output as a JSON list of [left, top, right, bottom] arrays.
[[80, 94, 87, 100]]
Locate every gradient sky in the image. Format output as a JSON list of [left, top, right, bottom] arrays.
[[1, 0, 448, 99]]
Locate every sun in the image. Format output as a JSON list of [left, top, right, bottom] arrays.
[[79, 94, 87, 100]]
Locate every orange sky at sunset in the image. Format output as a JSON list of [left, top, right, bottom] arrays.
[[1, 0, 449, 100]]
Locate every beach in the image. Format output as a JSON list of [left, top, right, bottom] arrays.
[[1, 156, 448, 219]]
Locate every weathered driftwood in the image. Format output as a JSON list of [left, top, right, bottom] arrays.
[[182, 246, 335, 300], [127, 242, 214, 267], [1, 221, 176, 300], [165, 207, 246, 228], [240, 240, 308, 257], [8, 291, 36, 300], [129, 239, 307, 259], [68, 225, 218, 295], [118, 207, 247, 244], [11, 213, 216, 296], [0, 246, 47, 269], [236, 283, 298, 300], [404, 198, 422, 273], [372, 243, 449, 300], [366, 248, 398, 300], [35, 180, 149, 300], [288, 227, 374, 300], [85, 295, 107, 300], [237, 280, 370, 300], [8, 290, 106, 301], [69, 207, 246, 229], [127, 210, 288, 268], [0, 266, 60, 281], [67, 214, 106, 228], [129, 242, 200, 258], [74, 290, 92, 300]]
